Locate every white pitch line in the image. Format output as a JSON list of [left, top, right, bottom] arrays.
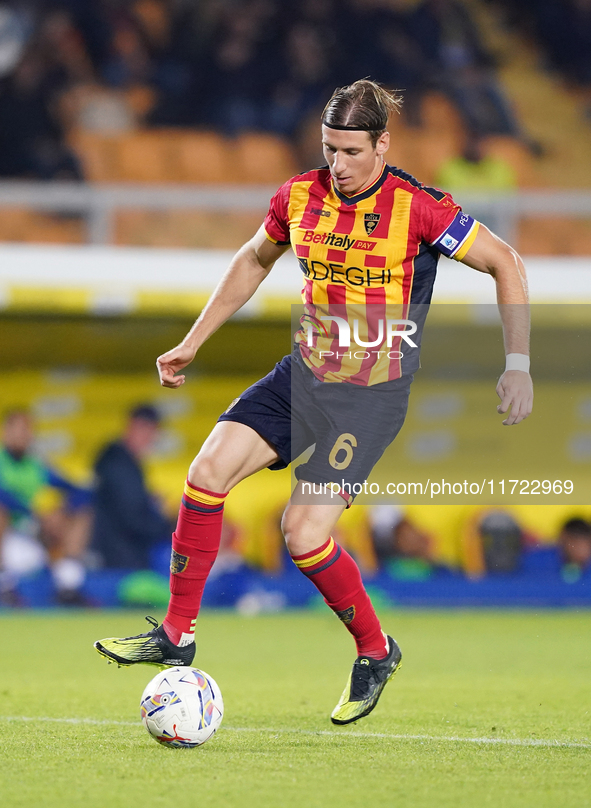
[[0, 716, 589, 749], [224, 726, 591, 749], [1, 716, 139, 727]]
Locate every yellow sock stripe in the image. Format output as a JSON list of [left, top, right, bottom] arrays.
[[293, 538, 335, 570], [454, 220, 480, 261], [183, 483, 226, 506]]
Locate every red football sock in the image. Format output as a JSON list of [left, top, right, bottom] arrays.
[[291, 538, 388, 659], [163, 480, 227, 646]]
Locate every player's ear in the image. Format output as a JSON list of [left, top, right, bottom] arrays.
[[376, 131, 390, 157]]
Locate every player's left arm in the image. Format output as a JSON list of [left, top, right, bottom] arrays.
[[459, 224, 533, 426]]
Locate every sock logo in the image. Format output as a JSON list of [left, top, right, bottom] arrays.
[[335, 605, 356, 625], [170, 550, 189, 575]]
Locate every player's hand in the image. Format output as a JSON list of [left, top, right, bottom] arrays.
[[156, 343, 196, 389], [496, 370, 533, 425]]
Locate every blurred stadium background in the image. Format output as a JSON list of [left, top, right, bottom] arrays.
[[1, 0, 591, 610]]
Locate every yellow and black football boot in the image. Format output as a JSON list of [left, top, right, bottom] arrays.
[[94, 616, 195, 668], [331, 635, 402, 725]]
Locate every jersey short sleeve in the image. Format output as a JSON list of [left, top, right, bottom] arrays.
[[263, 181, 291, 245], [418, 186, 480, 261]]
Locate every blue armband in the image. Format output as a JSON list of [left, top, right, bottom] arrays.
[[432, 212, 479, 259]]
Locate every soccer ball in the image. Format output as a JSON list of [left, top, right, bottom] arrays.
[[140, 666, 224, 748]]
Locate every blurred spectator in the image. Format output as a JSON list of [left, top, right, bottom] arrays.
[[0, 2, 33, 79], [435, 135, 517, 191], [0, 0, 544, 152], [146, 0, 221, 127], [91, 404, 173, 570], [492, 0, 591, 90], [344, 0, 426, 125], [558, 517, 591, 582], [479, 510, 523, 573], [461, 509, 524, 577], [101, 17, 153, 89], [532, 1, 591, 88], [407, 0, 540, 153], [204, 0, 282, 134], [0, 409, 92, 605], [0, 48, 82, 179], [132, 0, 193, 97], [369, 505, 435, 580], [268, 18, 335, 138], [62, 82, 137, 132], [40, 8, 95, 87], [25, 7, 137, 135], [0, 1, 551, 174]]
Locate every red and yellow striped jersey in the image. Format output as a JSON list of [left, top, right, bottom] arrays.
[[264, 164, 479, 386]]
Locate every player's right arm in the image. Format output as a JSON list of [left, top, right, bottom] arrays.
[[157, 225, 289, 389]]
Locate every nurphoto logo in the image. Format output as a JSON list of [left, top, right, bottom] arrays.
[[306, 316, 418, 351]]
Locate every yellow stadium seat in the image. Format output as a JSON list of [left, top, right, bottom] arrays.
[[386, 129, 458, 186], [0, 209, 85, 244], [384, 127, 415, 172], [420, 93, 465, 142], [234, 132, 298, 184], [114, 209, 262, 249], [518, 217, 591, 256], [68, 130, 121, 182], [115, 131, 175, 182], [71, 129, 235, 184], [482, 135, 535, 188], [171, 130, 234, 183]]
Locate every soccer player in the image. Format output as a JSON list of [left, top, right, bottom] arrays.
[[95, 80, 533, 725]]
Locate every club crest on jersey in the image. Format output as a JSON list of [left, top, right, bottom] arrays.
[[170, 549, 189, 575], [364, 213, 381, 236]]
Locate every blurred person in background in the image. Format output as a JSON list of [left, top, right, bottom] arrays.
[[91, 404, 173, 571], [100, 14, 153, 89], [268, 15, 336, 139], [406, 0, 540, 153], [434, 134, 517, 231], [0, 49, 82, 179], [369, 505, 435, 580], [343, 0, 427, 126], [434, 135, 517, 193], [39, 7, 95, 87], [460, 509, 525, 577], [0, 409, 92, 606], [203, 0, 281, 134], [534, 0, 591, 88], [558, 517, 591, 582], [478, 510, 523, 574], [0, 16, 84, 180], [0, 1, 33, 79]]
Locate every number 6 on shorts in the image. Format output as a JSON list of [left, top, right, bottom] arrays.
[[329, 433, 357, 470]]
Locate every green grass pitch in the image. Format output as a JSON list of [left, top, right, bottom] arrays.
[[1, 609, 589, 808]]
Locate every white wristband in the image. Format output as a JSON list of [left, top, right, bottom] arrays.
[[505, 353, 530, 373]]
